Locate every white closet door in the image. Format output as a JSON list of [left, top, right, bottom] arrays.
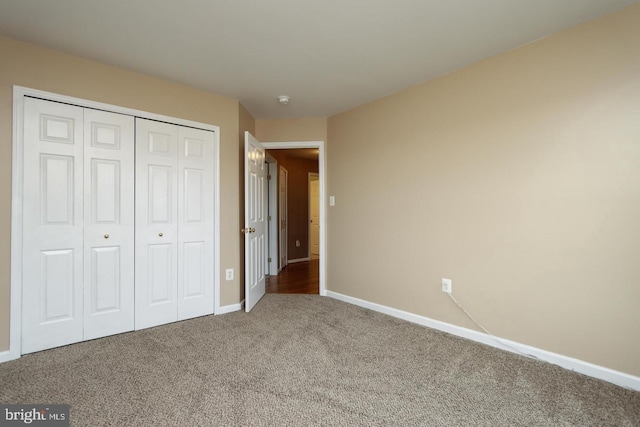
[[22, 98, 84, 354], [177, 127, 215, 320], [83, 109, 135, 340], [135, 118, 179, 330]]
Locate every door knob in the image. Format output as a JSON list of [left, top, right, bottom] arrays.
[[104, 234, 109, 239], [158, 232, 164, 237]]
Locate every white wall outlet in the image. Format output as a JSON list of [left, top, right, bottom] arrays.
[[225, 268, 234, 281], [442, 278, 452, 294], [329, 196, 335, 206], [296, 240, 301, 247]]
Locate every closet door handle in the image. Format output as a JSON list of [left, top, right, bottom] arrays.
[[104, 234, 109, 239], [158, 232, 164, 237]]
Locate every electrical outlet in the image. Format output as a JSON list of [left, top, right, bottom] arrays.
[[296, 240, 300, 247], [225, 269, 234, 281], [442, 278, 452, 294]]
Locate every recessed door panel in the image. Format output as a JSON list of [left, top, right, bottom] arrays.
[[92, 159, 120, 224], [149, 165, 172, 223], [40, 249, 75, 322], [184, 168, 204, 223], [41, 154, 74, 225], [90, 246, 120, 313], [183, 242, 205, 299], [91, 122, 121, 150], [40, 114, 74, 144], [149, 244, 173, 303]]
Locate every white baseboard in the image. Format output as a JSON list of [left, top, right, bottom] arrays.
[[287, 257, 310, 264], [217, 300, 244, 315], [326, 290, 640, 391], [0, 350, 19, 363]]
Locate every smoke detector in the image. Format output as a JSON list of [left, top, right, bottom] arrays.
[[278, 95, 290, 105]]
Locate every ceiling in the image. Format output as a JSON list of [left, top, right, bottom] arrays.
[[0, 0, 636, 119]]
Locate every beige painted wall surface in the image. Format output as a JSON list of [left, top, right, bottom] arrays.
[[256, 118, 327, 142], [0, 36, 242, 351], [327, 5, 640, 376], [238, 104, 256, 301]]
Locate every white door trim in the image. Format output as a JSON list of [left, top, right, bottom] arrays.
[[8, 85, 221, 362], [261, 141, 327, 297]]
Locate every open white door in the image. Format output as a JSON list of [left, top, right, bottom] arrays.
[[244, 132, 267, 312]]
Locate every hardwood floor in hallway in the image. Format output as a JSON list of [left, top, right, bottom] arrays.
[[266, 258, 319, 294]]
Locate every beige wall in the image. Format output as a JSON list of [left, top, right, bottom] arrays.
[[256, 118, 327, 142], [0, 36, 243, 351], [327, 5, 640, 376]]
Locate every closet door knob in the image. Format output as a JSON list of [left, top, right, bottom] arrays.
[[158, 232, 164, 237], [104, 234, 109, 239]]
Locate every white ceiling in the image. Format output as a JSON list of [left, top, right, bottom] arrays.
[[0, 0, 636, 119]]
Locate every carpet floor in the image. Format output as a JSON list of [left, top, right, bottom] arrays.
[[1, 294, 639, 426]]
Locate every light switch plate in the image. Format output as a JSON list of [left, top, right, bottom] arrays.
[[442, 278, 452, 294]]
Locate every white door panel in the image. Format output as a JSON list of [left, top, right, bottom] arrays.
[[245, 132, 266, 312], [22, 98, 84, 354], [177, 126, 214, 320], [135, 118, 179, 330], [83, 109, 134, 340]]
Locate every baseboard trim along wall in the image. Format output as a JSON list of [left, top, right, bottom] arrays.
[[217, 301, 244, 315], [325, 290, 640, 392], [0, 350, 18, 363]]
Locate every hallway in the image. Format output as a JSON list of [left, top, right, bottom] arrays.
[[266, 258, 319, 294]]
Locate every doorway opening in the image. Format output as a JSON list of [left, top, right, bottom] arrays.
[[261, 142, 325, 296]]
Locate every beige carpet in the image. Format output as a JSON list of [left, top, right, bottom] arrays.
[[1, 294, 639, 426]]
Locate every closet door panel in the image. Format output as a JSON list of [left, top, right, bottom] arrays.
[[135, 118, 179, 330], [22, 98, 84, 354], [83, 109, 135, 340], [177, 127, 215, 320]]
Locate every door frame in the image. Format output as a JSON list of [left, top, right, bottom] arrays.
[[261, 141, 327, 297], [7, 86, 221, 362]]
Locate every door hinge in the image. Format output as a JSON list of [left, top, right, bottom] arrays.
[[268, 257, 272, 263], [268, 215, 271, 221], [267, 175, 271, 180]]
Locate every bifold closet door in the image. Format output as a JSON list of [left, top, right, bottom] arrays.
[[135, 118, 215, 330], [83, 109, 135, 340], [21, 98, 135, 353], [22, 98, 85, 353], [177, 126, 215, 321], [135, 119, 179, 329]]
